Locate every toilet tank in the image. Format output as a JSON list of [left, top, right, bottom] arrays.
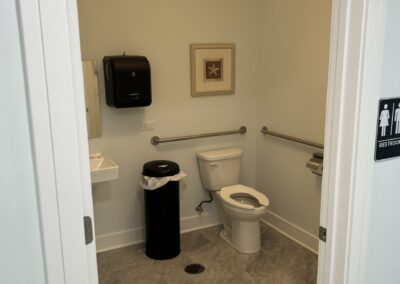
[[197, 148, 243, 191]]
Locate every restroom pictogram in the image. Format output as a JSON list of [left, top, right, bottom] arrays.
[[375, 97, 400, 161]]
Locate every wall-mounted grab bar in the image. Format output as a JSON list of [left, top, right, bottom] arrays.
[[151, 126, 247, 145], [261, 126, 324, 150]]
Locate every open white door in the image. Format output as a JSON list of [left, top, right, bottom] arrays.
[[318, 0, 387, 283], [17, 0, 98, 283]]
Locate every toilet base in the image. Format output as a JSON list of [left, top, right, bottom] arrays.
[[219, 219, 262, 254], [220, 228, 233, 249]]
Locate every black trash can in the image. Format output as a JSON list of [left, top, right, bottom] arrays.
[[143, 160, 180, 260]]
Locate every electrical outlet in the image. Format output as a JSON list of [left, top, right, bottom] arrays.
[[142, 120, 156, 131]]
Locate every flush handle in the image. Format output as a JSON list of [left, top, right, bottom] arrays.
[[209, 162, 218, 166]]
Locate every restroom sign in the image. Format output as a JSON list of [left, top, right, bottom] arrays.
[[375, 97, 400, 161]]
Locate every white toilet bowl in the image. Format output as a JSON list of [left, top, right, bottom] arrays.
[[218, 184, 269, 253], [196, 148, 270, 254]]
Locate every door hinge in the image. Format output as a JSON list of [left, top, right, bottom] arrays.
[[84, 216, 93, 245], [319, 226, 327, 242]]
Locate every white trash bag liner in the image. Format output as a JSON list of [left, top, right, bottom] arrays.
[[140, 171, 186, 190]]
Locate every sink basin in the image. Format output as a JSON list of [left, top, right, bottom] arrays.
[[90, 153, 119, 184]]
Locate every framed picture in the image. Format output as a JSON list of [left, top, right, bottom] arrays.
[[190, 44, 235, 96]]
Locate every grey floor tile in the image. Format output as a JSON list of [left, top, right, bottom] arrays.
[[180, 230, 210, 252], [97, 223, 317, 284]]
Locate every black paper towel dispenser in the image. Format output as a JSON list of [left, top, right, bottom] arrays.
[[103, 55, 152, 108]]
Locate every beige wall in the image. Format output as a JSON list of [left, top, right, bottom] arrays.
[[78, 0, 262, 251], [256, 0, 331, 251], [78, 0, 331, 252]]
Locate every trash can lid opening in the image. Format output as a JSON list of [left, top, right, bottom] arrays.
[[142, 160, 180, 177]]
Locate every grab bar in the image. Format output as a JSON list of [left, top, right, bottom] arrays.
[[151, 126, 247, 145], [261, 126, 324, 149]]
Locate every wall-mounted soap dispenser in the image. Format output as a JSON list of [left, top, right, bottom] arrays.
[[103, 55, 152, 108]]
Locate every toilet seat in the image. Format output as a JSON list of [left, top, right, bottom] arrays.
[[220, 184, 269, 210]]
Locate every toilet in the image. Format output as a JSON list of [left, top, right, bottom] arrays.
[[197, 148, 269, 253]]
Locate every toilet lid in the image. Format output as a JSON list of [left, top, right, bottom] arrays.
[[220, 184, 269, 210]]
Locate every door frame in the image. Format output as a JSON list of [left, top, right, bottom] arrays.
[[317, 0, 387, 283], [18, 0, 387, 282], [17, 0, 97, 283]]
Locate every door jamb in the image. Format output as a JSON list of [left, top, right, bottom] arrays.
[[318, 0, 387, 283]]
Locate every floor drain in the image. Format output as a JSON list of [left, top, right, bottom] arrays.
[[184, 263, 205, 274]]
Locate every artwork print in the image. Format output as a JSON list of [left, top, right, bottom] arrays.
[[190, 44, 235, 96], [204, 59, 223, 81]]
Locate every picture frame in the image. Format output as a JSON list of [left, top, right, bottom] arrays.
[[190, 44, 235, 96]]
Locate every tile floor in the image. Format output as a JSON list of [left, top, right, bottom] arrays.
[[97, 224, 318, 284]]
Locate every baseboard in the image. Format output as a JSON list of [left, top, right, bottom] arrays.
[[95, 226, 144, 253], [95, 212, 221, 253], [261, 210, 319, 254], [180, 211, 221, 234], [96, 210, 318, 254]]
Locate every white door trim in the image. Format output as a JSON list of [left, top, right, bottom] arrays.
[[64, 0, 99, 282], [17, 0, 66, 282], [318, 0, 387, 283], [17, 0, 98, 282]]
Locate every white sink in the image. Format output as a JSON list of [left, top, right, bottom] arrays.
[[89, 153, 119, 184]]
